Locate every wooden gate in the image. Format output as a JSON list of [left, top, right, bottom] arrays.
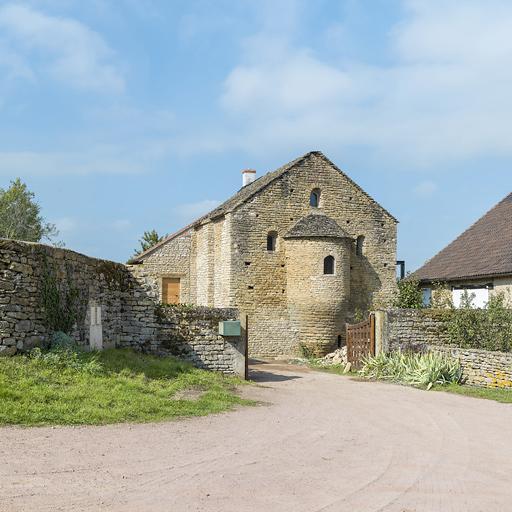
[[346, 314, 375, 369]]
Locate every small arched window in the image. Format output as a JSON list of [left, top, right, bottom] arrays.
[[310, 189, 321, 207], [356, 235, 365, 256], [324, 255, 335, 275], [267, 231, 277, 251]]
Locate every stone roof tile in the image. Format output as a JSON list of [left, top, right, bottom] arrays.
[[284, 214, 352, 239]]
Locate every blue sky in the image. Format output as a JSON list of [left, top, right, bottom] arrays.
[[0, 0, 510, 270]]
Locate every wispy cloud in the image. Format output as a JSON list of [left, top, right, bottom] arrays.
[[194, 0, 512, 166], [0, 3, 124, 92], [0, 148, 145, 176], [413, 180, 437, 198], [173, 199, 220, 222], [54, 216, 77, 233]]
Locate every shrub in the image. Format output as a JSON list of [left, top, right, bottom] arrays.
[[50, 331, 75, 350], [359, 351, 462, 389], [30, 347, 103, 375], [394, 276, 424, 309], [447, 292, 512, 352]]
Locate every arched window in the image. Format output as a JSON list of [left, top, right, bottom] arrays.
[[356, 235, 365, 256], [267, 231, 277, 251], [324, 255, 335, 275], [310, 189, 321, 207]]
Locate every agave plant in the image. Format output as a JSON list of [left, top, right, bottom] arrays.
[[359, 351, 462, 389]]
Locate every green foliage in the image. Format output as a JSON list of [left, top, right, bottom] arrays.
[[430, 281, 453, 308], [41, 262, 81, 334], [0, 349, 250, 426], [353, 308, 367, 323], [298, 343, 316, 359], [134, 229, 164, 256], [437, 383, 512, 403], [0, 178, 60, 244], [30, 347, 103, 375], [359, 351, 462, 389], [50, 331, 76, 350], [447, 292, 512, 352], [394, 275, 424, 309]]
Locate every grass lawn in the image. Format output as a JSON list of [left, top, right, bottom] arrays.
[[0, 348, 252, 426], [435, 383, 512, 403]]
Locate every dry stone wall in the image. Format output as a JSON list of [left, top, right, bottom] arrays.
[[0, 240, 244, 376], [379, 308, 512, 388], [383, 308, 450, 352]]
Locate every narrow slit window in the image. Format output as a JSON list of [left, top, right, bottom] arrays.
[[324, 255, 335, 275], [356, 235, 365, 256], [267, 232, 277, 251], [310, 189, 321, 207]]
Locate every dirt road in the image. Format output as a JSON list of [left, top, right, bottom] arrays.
[[1, 361, 512, 511]]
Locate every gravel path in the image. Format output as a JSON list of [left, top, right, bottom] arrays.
[[1, 361, 512, 511]]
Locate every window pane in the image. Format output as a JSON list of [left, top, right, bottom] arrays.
[[310, 189, 320, 207], [267, 233, 277, 251], [324, 256, 335, 274]]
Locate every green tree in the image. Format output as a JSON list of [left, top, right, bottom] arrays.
[[134, 229, 164, 255], [0, 178, 59, 243], [394, 275, 424, 309]]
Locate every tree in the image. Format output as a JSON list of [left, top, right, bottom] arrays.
[[0, 178, 59, 243], [393, 275, 424, 309], [134, 229, 164, 256]]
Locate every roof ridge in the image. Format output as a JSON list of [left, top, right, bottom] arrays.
[[129, 151, 316, 262], [131, 150, 396, 262], [313, 151, 398, 223], [412, 191, 512, 281]]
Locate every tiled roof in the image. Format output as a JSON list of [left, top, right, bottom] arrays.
[[412, 192, 512, 282], [130, 151, 396, 263], [284, 214, 352, 239]]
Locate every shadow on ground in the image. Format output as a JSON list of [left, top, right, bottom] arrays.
[[248, 359, 303, 383]]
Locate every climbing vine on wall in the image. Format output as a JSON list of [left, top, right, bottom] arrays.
[[41, 258, 81, 334]]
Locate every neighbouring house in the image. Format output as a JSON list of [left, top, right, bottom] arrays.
[[412, 192, 512, 308], [129, 151, 398, 357]]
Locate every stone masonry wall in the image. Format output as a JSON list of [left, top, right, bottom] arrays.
[[383, 308, 450, 352], [134, 230, 192, 304], [231, 152, 397, 356], [0, 240, 244, 376], [380, 308, 512, 388], [135, 152, 397, 358], [434, 346, 512, 388]]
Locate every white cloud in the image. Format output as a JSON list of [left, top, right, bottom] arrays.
[[110, 219, 131, 230], [54, 216, 77, 232], [413, 180, 437, 198], [209, 0, 512, 166], [174, 200, 220, 221], [0, 4, 124, 92], [0, 147, 145, 176]]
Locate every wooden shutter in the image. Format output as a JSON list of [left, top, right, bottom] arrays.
[[162, 278, 181, 304]]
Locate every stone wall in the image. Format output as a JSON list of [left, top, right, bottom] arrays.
[[148, 305, 244, 376], [133, 152, 397, 358], [132, 230, 192, 304], [382, 308, 450, 352], [0, 240, 245, 376], [434, 346, 512, 388], [378, 308, 512, 388]]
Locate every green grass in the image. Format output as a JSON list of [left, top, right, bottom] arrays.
[[435, 383, 512, 403], [0, 348, 251, 426]]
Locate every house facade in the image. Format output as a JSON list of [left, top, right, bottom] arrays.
[[130, 151, 398, 357], [413, 192, 512, 308]]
